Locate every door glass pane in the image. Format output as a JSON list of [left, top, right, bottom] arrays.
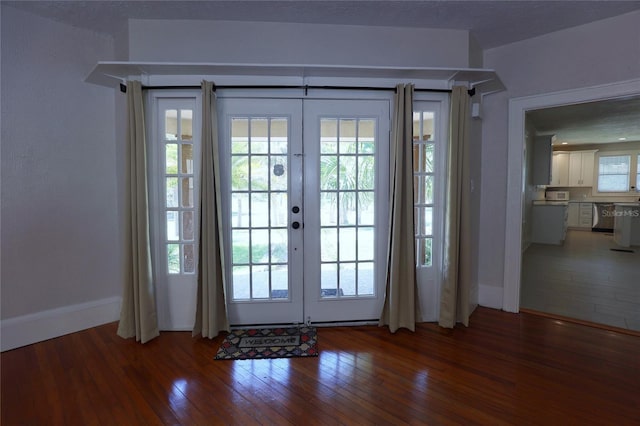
[[167, 212, 179, 241], [231, 156, 249, 190], [339, 119, 356, 153], [250, 118, 269, 153], [270, 118, 288, 154], [340, 263, 356, 296], [414, 108, 438, 270], [271, 229, 288, 263], [321, 193, 337, 226], [180, 110, 193, 140], [358, 192, 374, 225], [233, 230, 250, 264], [321, 119, 338, 154], [232, 118, 249, 153], [252, 265, 269, 298], [166, 178, 178, 207], [183, 244, 195, 273], [167, 244, 180, 273], [166, 144, 178, 173], [321, 228, 337, 261], [270, 155, 288, 190], [423, 207, 433, 235], [181, 178, 193, 207], [270, 193, 288, 227], [233, 266, 250, 299], [358, 262, 374, 296], [181, 144, 193, 173], [271, 265, 288, 299], [357, 227, 374, 260], [250, 193, 269, 227], [339, 228, 356, 261], [251, 229, 269, 264], [232, 193, 248, 227], [165, 110, 178, 140], [424, 176, 434, 204], [160, 103, 198, 278], [320, 116, 378, 299], [320, 156, 338, 189], [358, 156, 374, 190], [339, 157, 357, 190], [358, 120, 375, 153], [250, 156, 269, 190], [182, 211, 194, 240], [321, 264, 338, 296], [230, 116, 290, 302]]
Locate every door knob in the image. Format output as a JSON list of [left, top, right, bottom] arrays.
[[292, 206, 300, 214], [292, 221, 301, 229]]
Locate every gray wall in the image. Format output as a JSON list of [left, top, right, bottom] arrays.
[[477, 10, 640, 300], [1, 6, 121, 318], [128, 19, 472, 68]]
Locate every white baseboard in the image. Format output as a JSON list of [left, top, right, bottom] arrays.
[[478, 284, 504, 310], [1, 296, 122, 352]]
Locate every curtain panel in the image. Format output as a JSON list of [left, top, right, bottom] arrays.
[[193, 81, 230, 338], [439, 86, 473, 328], [117, 80, 159, 344], [379, 83, 420, 332]]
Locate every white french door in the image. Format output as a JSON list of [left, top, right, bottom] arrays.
[[219, 96, 390, 325], [148, 92, 202, 330], [412, 97, 448, 321]]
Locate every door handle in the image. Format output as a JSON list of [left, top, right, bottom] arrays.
[[292, 221, 301, 229]]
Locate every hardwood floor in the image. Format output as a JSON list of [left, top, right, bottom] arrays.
[[2, 307, 639, 425], [521, 229, 640, 332]]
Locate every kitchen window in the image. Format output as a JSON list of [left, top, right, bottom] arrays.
[[637, 154, 640, 190], [596, 152, 640, 193]]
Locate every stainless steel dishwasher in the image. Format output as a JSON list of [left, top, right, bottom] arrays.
[[592, 203, 615, 232]]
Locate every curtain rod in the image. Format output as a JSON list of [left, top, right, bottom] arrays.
[[125, 83, 475, 97]]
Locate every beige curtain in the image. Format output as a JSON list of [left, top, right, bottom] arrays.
[[439, 86, 473, 328], [117, 81, 159, 343], [379, 83, 419, 332], [193, 81, 230, 338]]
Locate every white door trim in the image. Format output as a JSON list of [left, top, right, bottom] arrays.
[[503, 78, 640, 313]]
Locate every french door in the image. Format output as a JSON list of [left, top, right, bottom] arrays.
[[219, 97, 390, 325]]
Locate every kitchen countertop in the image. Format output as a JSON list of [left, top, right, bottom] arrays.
[[532, 200, 568, 206]]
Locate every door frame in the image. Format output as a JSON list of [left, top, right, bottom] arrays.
[[217, 90, 395, 326], [503, 78, 640, 313], [146, 90, 202, 330]]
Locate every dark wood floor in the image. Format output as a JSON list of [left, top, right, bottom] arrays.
[[2, 307, 639, 425]]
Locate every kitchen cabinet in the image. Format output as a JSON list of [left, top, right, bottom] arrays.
[[613, 203, 640, 247], [532, 135, 553, 185], [568, 151, 596, 187], [531, 204, 568, 245], [550, 152, 569, 186], [568, 202, 593, 229]]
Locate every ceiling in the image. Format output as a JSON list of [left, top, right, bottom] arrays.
[[527, 95, 640, 146], [4, 0, 640, 50]]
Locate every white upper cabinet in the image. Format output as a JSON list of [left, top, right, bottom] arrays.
[[549, 150, 596, 187], [568, 151, 596, 187], [551, 152, 570, 186]]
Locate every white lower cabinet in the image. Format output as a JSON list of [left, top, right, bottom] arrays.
[[568, 202, 593, 229], [531, 204, 568, 245]]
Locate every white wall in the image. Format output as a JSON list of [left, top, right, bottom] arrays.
[[128, 19, 472, 68], [477, 11, 640, 306], [1, 6, 121, 347]]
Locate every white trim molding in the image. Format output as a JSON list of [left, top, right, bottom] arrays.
[[503, 78, 640, 313], [1, 297, 122, 352]]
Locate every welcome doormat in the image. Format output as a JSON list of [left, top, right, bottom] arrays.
[[215, 326, 318, 360]]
